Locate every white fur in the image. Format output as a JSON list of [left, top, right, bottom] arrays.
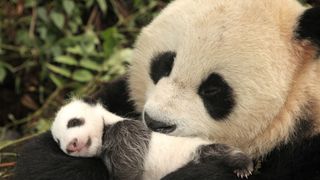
[[143, 133, 210, 179], [51, 99, 123, 157], [128, 0, 318, 158]]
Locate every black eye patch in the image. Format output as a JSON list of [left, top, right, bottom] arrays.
[[198, 73, 235, 120], [150, 51, 176, 84], [67, 118, 85, 128]]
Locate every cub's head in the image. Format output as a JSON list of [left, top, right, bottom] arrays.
[[51, 99, 121, 157], [129, 0, 320, 155]]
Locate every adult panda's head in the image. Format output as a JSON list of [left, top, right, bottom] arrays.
[[128, 0, 320, 157]]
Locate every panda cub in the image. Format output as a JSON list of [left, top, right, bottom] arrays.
[[51, 99, 253, 180]]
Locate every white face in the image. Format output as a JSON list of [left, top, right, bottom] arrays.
[[51, 99, 122, 157], [129, 0, 305, 149]]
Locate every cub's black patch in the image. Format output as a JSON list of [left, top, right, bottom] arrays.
[[296, 7, 320, 50], [67, 118, 85, 128], [150, 51, 176, 84], [198, 73, 235, 120]]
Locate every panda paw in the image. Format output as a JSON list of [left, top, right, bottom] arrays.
[[228, 149, 254, 179], [198, 144, 254, 179], [234, 168, 252, 179]]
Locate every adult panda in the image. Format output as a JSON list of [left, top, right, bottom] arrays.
[[14, 0, 320, 179]]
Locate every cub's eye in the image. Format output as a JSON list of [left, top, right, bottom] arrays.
[[198, 73, 235, 120], [150, 51, 176, 84], [67, 118, 85, 128]]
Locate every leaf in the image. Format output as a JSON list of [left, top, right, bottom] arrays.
[[72, 69, 93, 82], [51, 46, 62, 57], [50, 11, 65, 30], [49, 73, 64, 88], [38, 26, 48, 40], [63, 1, 75, 15], [67, 46, 83, 55], [80, 59, 101, 71], [0, 66, 6, 83], [55, 55, 78, 65], [97, 0, 107, 14], [86, 0, 95, 8], [101, 27, 123, 57], [37, 7, 49, 23], [47, 64, 71, 77]]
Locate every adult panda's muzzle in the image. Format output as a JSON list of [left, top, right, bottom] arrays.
[[143, 112, 176, 134]]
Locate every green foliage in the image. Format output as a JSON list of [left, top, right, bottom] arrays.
[[0, 0, 169, 137]]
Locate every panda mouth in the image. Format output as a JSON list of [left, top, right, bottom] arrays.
[[155, 125, 177, 134], [144, 112, 177, 133]]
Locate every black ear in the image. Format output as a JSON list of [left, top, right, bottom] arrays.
[[296, 7, 320, 49]]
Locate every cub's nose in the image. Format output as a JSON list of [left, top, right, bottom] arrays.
[[143, 112, 176, 134], [66, 138, 85, 153]]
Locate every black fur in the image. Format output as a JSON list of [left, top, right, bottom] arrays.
[[67, 118, 85, 128], [144, 112, 177, 133], [150, 51, 176, 84], [198, 144, 253, 174], [88, 75, 139, 119], [162, 134, 320, 180], [306, 0, 320, 7], [296, 7, 320, 49], [248, 134, 320, 180], [198, 73, 235, 120], [101, 120, 151, 180], [14, 132, 108, 180]]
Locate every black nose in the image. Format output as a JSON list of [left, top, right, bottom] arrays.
[[144, 112, 176, 134]]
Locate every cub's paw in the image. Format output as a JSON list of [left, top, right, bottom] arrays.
[[197, 144, 253, 179]]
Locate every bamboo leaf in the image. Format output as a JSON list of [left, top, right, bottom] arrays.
[[50, 11, 65, 30], [55, 55, 78, 65], [47, 64, 71, 77], [72, 69, 93, 82], [80, 59, 101, 71], [49, 73, 64, 88], [63, 1, 75, 15], [97, 0, 107, 14]]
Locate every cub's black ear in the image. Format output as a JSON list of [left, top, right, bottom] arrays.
[[296, 7, 320, 49]]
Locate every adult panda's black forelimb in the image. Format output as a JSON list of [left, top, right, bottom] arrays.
[[14, 132, 109, 180], [84, 75, 140, 119]]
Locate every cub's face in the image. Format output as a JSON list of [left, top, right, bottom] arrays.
[[129, 0, 305, 147], [51, 100, 105, 157]]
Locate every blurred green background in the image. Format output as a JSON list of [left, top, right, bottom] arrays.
[[0, 0, 313, 179], [0, 0, 169, 178]]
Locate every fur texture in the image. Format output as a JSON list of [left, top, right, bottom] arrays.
[[14, 132, 109, 180], [128, 0, 320, 159], [51, 99, 253, 180], [15, 0, 320, 179]]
